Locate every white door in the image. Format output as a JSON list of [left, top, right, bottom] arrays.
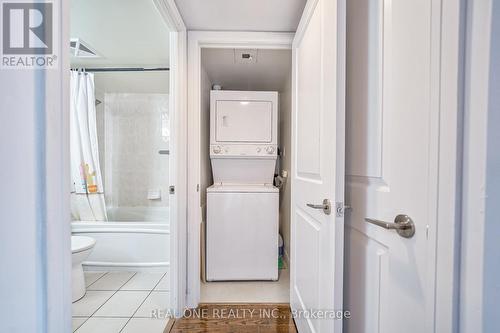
[[344, 0, 439, 332], [290, 0, 345, 332]]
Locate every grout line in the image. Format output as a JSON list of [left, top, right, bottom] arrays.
[[74, 271, 169, 332], [118, 271, 164, 291], [163, 317, 175, 333], [85, 272, 137, 319], [73, 272, 118, 332], [87, 315, 137, 318], [87, 271, 137, 291], [118, 271, 169, 333], [75, 272, 138, 332], [153, 271, 168, 292], [85, 271, 108, 288], [72, 317, 89, 332]]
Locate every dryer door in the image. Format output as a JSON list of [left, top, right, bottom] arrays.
[[214, 100, 273, 143]]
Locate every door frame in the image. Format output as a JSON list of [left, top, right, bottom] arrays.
[[433, 0, 465, 331], [44, 0, 187, 330], [186, 31, 294, 307], [459, 0, 500, 331], [152, 0, 188, 316]]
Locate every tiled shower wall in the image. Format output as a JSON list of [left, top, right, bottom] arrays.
[[100, 93, 170, 208]]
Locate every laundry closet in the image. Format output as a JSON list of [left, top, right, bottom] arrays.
[[198, 48, 292, 301]]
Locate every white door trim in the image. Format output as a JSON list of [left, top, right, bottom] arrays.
[[45, 1, 71, 331], [43, 1, 187, 330], [459, 0, 499, 331], [434, 0, 464, 331], [186, 31, 294, 307], [153, 0, 189, 316]]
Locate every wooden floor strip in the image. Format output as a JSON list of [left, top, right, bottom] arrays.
[[168, 303, 297, 333], [164, 316, 176, 333]]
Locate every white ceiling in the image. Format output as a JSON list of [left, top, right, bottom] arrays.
[[70, 0, 171, 68], [202, 48, 291, 91], [174, 0, 306, 32]]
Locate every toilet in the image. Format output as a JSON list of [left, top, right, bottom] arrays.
[[71, 236, 96, 302]]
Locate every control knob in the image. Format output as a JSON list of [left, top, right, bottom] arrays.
[[266, 146, 275, 154]]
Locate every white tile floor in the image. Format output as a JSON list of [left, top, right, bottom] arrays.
[[200, 267, 290, 303], [72, 271, 170, 333]]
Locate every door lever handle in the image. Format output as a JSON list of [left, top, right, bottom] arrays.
[[365, 214, 415, 238], [306, 199, 331, 215]]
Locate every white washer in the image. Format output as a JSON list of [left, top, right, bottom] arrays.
[[206, 184, 279, 281], [207, 90, 279, 281]]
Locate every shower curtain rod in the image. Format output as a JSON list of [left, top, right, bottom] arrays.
[[71, 67, 170, 72]]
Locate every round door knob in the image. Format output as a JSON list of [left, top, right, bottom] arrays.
[[266, 146, 275, 154], [213, 146, 221, 154]]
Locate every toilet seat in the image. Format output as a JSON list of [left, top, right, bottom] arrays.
[[71, 236, 96, 254]]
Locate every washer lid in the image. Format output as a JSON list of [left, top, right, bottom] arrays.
[[207, 184, 279, 193]]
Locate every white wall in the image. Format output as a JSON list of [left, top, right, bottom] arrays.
[[198, 64, 213, 281], [460, 0, 500, 331], [199, 65, 213, 217], [95, 90, 106, 185], [93, 72, 170, 94], [0, 72, 49, 333], [103, 93, 170, 208], [88, 72, 171, 210], [0, 3, 71, 330], [483, 3, 500, 331], [201, 48, 291, 91], [0, 1, 71, 333], [279, 73, 292, 258]]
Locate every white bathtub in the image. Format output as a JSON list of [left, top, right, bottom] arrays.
[[71, 206, 170, 272]]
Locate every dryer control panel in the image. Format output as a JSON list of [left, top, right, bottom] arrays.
[[210, 144, 278, 157]]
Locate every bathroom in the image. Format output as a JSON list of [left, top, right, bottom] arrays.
[[69, 0, 173, 331]]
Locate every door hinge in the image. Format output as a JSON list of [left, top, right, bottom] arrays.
[[169, 185, 175, 194], [335, 202, 352, 217]]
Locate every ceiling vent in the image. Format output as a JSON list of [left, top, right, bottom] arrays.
[[70, 38, 100, 58], [234, 49, 258, 64]]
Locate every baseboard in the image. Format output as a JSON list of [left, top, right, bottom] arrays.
[[83, 261, 170, 272]]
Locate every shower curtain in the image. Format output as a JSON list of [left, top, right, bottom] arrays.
[[70, 71, 107, 221]]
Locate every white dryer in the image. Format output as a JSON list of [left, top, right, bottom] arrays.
[[206, 90, 279, 281]]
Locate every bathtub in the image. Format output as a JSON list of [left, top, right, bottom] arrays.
[[71, 206, 170, 272]]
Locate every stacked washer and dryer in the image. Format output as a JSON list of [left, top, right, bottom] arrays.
[[206, 90, 279, 281]]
